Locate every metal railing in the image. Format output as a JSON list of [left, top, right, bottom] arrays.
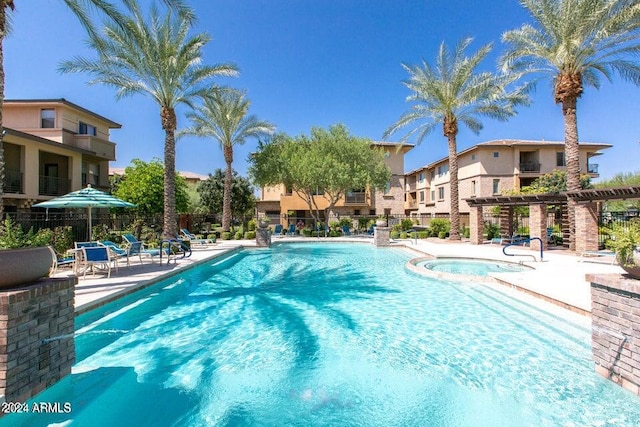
[[39, 175, 71, 196], [519, 162, 541, 172], [344, 192, 367, 204], [3, 169, 23, 194]]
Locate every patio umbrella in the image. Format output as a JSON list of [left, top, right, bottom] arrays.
[[33, 184, 136, 241]]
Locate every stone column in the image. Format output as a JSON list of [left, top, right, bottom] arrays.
[[587, 274, 640, 396], [0, 277, 76, 403], [469, 206, 484, 245], [256, 227, 271, 248], [529, 204, 547, 252], [499, 206, 513, 237], [575, 202, 599, 253], [374, 227, 390, 247]]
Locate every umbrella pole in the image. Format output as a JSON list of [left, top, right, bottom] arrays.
[[88, 207, 92, 241]]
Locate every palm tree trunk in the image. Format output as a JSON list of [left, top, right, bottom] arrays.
[[447, 135, 461, 241], [444, 116, 460, 241], [222, 144, 233, 232], [161, 106, 177, 239], [0, 3, 9, 223]]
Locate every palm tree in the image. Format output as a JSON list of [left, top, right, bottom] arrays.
[[60, 0, 238, 238], [501, 0, 640, 249], [0, 0, 14, 222], [180, 89, 274, 232], [384, 38, 528, 240]]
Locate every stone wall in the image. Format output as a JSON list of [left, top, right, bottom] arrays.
[[587, 273, 640, 396], [0, 277, 76, 403]]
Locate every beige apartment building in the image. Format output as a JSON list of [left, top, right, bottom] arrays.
[[2, 99, 121, 213], [404, 139, 611, 218], [256, 142, 413, 225]]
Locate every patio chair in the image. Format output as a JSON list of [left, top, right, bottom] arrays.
[[48, 246, 75, 275], [287, 224, 296, 236], [98, 240, 130, 266], [342, 225, 352, 236], [180, 228, 215, 247], [81, 246, 116, 279], [273, 224, 283, 235], [120, 235, 168, 264]]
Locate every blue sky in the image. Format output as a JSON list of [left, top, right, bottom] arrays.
[[5, 0, 640, 181]]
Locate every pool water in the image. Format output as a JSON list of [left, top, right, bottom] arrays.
[[418, 258, 529, 276], [3, 243, 639, 426]]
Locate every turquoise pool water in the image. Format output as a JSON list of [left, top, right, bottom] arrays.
[[3, 243, 639, 426], [418, 258, 529, 276]]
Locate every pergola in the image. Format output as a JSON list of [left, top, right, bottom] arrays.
[[465, 186, 640, 253]]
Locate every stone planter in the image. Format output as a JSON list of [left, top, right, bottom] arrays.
[[376, 219, 386, 227], [258, 221, 270, 229], [0, 246, 52, 289], [619, 252, 640, 279]]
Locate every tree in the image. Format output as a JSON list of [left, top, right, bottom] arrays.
[[501, 0, 640, 249], [250, 124, 391, 225], [60, 0, 238, 238], [112, 158, 188, 215], [179, 89, 273, 232], [597, 171, 640, 210], [197, 169, 256, 222], [384, 38, 529, 240], [521, 170, 593, 194]]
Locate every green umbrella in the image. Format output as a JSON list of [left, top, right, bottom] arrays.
[[33, 184, 136, 241]]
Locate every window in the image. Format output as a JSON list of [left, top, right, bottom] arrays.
[[438, 187, 445, 200], [384, 181, 391, 195], [430, 170, 435, 180], [419, 191, 425, 203], [472, 180, 476, 196], [79, 121, 97, 136], [437, 164, 449, 176], [493, 152, 499, 158], [493, 179, 500, 195], [431, 190, 435, 202], [369, 209, 376, 216], [82, 163, 100, 186], [418, 172, 425, 182], [41, 109, 55, 128], [556, 152, 566, 167], [471, 154, 476, 160]]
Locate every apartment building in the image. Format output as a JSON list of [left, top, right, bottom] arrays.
[[2, 99, 121, 213], [256, 142, 413, 224], [404, 139, 611, 218]]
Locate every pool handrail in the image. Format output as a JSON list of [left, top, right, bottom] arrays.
[[159, 238, 193, 264], [502, 237, 543, 262]]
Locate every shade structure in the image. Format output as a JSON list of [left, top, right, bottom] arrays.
[[32, 184, 136, 241]]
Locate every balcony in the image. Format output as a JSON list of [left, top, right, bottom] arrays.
[[39, 175, 71, 196], [405, 200, 417, 209], [3, 169, 24, 194], [519, 162, 541, 173], [74, 135, 116, 161], [344, 192, 367, 205], [588, 163, 599, 174], [406, 182, 417, 192]]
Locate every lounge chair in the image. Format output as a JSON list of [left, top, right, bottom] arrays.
[[48, 246, 75, 275], [81, 246, 116, 279], [579, 249, 617, 264], [287, 224, 296, 236], [342, 225, 352, 236], [273, 224, 283, 235], [121, 234, 168, 264], [180, 228, 216, 247]]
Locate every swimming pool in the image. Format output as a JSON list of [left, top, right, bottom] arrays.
[[416, 258, 530, 276], [3, 243, 639, 426]]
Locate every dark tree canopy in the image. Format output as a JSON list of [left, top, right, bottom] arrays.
[[197, 169, 256, 220]]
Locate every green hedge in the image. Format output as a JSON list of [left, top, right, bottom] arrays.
[[221, 232, 232, 240]]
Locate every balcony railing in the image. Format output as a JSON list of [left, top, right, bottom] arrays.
[[39, 176, 71, 196], [519, 162, 541, 172], [3, 169, 24, 194], [406, 200, 417, 209], [406, 182, 417, 192], [588, 163, 599, 174], [345, 192, 367, 204]]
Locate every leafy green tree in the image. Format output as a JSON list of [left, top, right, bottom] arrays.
[[501, 0, 640, 249], [597, 171, 640, 210], [180, 89, 273, 232], [521, 170, 592, 194], [197, 169, 256, 222], [250, 124, 391, 224], [384, 38, 529, 240], [112, 159, 188, 215], [60, 0, 238, 238]]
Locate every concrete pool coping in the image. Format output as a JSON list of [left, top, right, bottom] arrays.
[[53, 237, 627, 317]]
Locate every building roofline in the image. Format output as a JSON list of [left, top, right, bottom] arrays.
[[4, 98, 122, 129], [4, 127, 96, 156]]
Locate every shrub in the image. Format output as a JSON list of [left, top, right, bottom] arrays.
[[399, 232, 408, 239], [221, 232, 232, 240], [0, 217, 51, 249], [400, 218, 414, 231], [234, 231, 243, 240], [302, 229, 312, 237], [429, 219, 450, 236], [247, 219, 256, 232], [483, 222, 500, 239], [417, 231, 429, 239], [339, 217, 352, 228], [328, 230, 339, 237], [438, 231, 447, 239], [51, 226, 74, 255], [244, 231, 256, 239], [329, 221, 341, 231], [390, 231, 400, 239], [207, 233, 218, 241], [516, 226, 530, 236], [463, 227, 471, 239]]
